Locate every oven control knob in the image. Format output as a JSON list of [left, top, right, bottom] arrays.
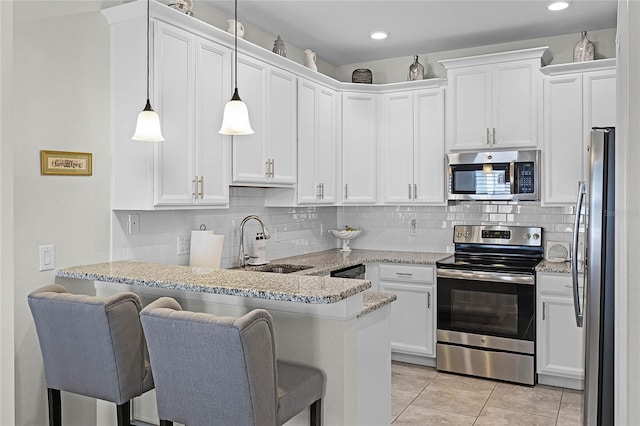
[[480, 337, 487, 344], [523, 232, 531, 240], [533, 233, 540, 240]]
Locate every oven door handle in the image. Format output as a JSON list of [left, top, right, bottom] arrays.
[[572, 181, 586, 328], [436, 268, 534, 285]]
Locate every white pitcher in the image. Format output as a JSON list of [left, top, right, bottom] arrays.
[[303, 49, 317, 71], [226, 19, 245, 39]]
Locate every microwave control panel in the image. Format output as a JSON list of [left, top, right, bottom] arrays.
[[516, 163, 535, 194]]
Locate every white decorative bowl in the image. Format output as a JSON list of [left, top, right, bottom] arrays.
[[329, 229, 361, 252]]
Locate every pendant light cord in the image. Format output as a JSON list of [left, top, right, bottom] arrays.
[[146, 0, 150, 101], [234, 0, 238, 91]]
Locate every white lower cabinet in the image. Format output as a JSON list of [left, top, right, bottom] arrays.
[[537, 272, 585, 390], [377, 264, 436, 361]]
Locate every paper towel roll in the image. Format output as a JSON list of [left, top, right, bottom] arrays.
[[189, 230, 224, 269]]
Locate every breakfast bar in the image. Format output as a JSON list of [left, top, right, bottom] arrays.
[[56, 261, 396, 426]]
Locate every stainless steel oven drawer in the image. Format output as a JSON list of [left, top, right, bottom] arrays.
[[436, 343, 535, 385]]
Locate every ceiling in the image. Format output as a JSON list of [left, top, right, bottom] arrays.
[[202, 0, 617, 66]]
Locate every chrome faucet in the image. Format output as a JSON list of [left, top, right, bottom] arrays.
[[238, 215, 271, 267]]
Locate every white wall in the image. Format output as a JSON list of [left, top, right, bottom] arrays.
[[188, 1, 337, 78], [622, 1, 640, 422], [1, 1, 16, 425], [335, 28, 617, 84], [13, 3, 112, 424]]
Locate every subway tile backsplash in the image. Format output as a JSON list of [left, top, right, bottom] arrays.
[[112, 188, 575, 267]]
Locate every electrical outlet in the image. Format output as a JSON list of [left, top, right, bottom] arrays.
[[177, 236, 191, 255], [128, 214, 140, 235], [39, 245, 55, 271]]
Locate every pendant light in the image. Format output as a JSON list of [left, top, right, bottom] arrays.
[[219, 0, 254, 135], [132, 0, 164, 141]]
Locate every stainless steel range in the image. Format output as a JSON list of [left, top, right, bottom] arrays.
[[435, 224, 543, 385]]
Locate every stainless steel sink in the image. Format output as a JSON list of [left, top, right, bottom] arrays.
[[235, 264, 314, 274]]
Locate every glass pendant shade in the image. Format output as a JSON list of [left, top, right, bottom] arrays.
[[219, 89, 254, 135], [132, 100, 165, 141]]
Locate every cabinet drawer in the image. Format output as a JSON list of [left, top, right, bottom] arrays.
[[379, 264, 433, 283], [538, 272, 582, 295]]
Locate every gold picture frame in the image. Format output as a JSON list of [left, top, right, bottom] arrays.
[[40, 150, 92, 176]]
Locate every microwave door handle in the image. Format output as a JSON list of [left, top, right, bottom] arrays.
[[509, 162, 516, 194], [572, 181, 586, 328]]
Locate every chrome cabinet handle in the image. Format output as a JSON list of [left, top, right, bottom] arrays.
[[542, 301, 546, 321], [428, 291, 431, 309], [317, 184, 321, 199], [265, 159, 271, 177], [192, 177, 198, 200], [572, 181, 586, 328], [414, 184, 417, 200], [493, 127, 496, 145], [396, 272, 413, 277], [344, 184, 348, 200], [198, 176, 204, 199], [408, 184, 412, 200], [486, 128, 490, 144], [320, 183, 324, 199], [271, 159, 275, 177]]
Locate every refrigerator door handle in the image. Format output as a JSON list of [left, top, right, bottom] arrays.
[[572, 181, 586, 328]]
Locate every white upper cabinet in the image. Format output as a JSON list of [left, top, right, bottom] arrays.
[[541, 59, 616, 205], [440, 47, 548, 151], [107, 13, 230, 210], [380, 87, 445, 205], [154, 24, 231, 207], [232, 54, 297, 186], [342, 93, 377, 204], [297, 79, 339, 204]]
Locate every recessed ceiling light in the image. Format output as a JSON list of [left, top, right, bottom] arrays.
[[548, 1, 570, 11], [370, 31, 388, 40]]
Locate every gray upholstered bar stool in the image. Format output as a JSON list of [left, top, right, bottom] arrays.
[[140, 297, 324, 426], [28, 284, 154, 426]]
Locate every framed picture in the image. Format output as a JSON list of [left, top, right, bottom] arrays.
[[40, 150, 92, 176]]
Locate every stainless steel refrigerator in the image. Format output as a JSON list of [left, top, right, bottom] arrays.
[[572, 127, 615, 426]]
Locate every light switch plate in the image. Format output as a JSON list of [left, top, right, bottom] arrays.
[[39, 245, 55, 271]]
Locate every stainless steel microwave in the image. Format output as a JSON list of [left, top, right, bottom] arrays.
[[446, 149, 541, 201]]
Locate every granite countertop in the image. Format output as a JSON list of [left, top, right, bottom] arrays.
[[536, 259, 572, 274], [56, 249, 449, 315], [259, 249, 450, 276], [56, 261, 371, 305]]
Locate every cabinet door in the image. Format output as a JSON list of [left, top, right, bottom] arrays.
[[342, 93, 377, 204], [232, 55, 268, 183], [491, 59, 538, 148], [583, 70, 616, 182], [195, 39, 230, 206], [297, 80, 318, 203], [267, 68, 297, 184], [381, 92, 414, 204], [445, 65, 492, 151], [542, 74, 584, 205], [379, 281, 435, 357], [316, 86, 338, 203], [154, 23, 196, 206], [414, 88, 445, 204], [538, 296, 585, 379]]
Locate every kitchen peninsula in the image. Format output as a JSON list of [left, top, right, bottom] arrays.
[[56, 255, 398, 426]]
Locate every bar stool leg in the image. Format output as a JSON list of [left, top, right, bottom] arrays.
[[116, 401, 131, 426], [47, 388, 61, 426], [310, 399, 322, 426]]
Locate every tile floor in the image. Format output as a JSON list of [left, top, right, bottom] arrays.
[[391, 362, 583, 425]]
